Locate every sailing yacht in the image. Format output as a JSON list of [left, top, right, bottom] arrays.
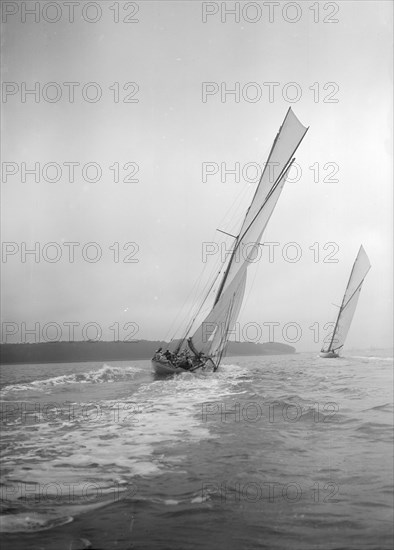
[[320, 245, 371, 358], [152, 108, 308, 375]]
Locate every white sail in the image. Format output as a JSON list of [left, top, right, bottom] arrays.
[[190, 108, 308, 364], [190, 265, 247, 358], [214, 108, 308, 303], [322, 245, 371, 354]]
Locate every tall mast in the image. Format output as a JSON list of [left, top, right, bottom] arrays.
[[212, 120, 283, 307], [186, 108, 309, 367], [326, 253, 358, 352], [327, 277, 369, 352], [325, 246, 371, 352]]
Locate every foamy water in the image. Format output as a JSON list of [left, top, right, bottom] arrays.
[[0, 352, 393, 549]]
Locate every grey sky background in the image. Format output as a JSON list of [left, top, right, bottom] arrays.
[[1, 0, 392, 351]]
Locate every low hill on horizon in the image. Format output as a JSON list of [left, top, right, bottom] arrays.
[[0, 340, 295, 365]]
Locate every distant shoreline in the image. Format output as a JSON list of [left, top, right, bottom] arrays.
[[0, 340, 295, 365]]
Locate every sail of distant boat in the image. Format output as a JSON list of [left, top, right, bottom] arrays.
[[320, 245, 371, 358], [152, 108, 308, 374]]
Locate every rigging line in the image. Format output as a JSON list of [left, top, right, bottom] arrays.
[[215, 154, 264, 236], [238, 190, 288, 319], [237, 244, 262, 325], [166, 242, 223, 341], [220, 138, 276, 237], [336, 247, 370, 315], [165, 128, 274, 341], [177, 111, 307, 340], [235, 111, 310, 252], [185, 254, 225, 323], [327, 264, 371, 352], [217, 159, 293, 304], [216, 292, 237, 369], [218, 188, 254, 240], [196, 222, 239, 299], [166, 233, 225, 343], [217, 229, 237, 239], [166, 270, 210, 344], [166, 196, 239, 342], [341, 278, 368, 311], [330, 344, 344, 352], [216, 180, 251, 222], [227, 107, 294, 241], [230, 109, 289, 233], [214, 158, 296, 306], [210, 132, 277, 287], [246, 123, 282, 212], [175, 270, 222, 352], [216, 136, 286, 257], [169, 214, 239, 344], [327, 278, 367, 352], [176, 268, 222, 350], [236, 146, 305, 249]]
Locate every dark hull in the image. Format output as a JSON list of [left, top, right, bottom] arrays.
[[151, 359, 187, 375], [151, 357, 217, 375], [319, 351, 339, 358]]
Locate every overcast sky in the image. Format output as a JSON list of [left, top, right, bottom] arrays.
[[1, 0, 392, 351]]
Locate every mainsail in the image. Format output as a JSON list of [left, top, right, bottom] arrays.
[[188, 108, 309, 367], [321, 245, 371, 354]]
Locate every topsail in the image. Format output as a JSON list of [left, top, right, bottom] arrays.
[[190, 108, 308, 366]]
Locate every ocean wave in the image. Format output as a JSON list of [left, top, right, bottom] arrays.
[[0, 493, 118, 533], [0, 513, 73, 533], [0, 364, 141, 396], [350, 355, 393, 362]]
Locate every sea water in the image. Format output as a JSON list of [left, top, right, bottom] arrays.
[[0, 351, 393, 549]]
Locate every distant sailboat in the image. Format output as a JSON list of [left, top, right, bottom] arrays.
[[320, 245, 371, 358], [152, 108, 308, 374]]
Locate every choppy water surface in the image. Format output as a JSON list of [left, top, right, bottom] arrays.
[[0, 351, 393, 549]]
